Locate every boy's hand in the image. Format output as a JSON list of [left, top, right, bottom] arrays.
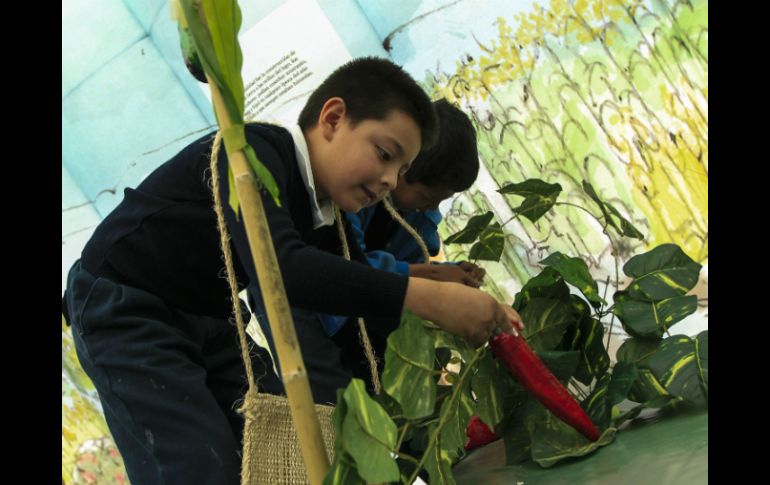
[[457, 261, 486, 284], [411, 280, 524, 347], [405, 279, 525, 347], [409, 263, 482, 287]]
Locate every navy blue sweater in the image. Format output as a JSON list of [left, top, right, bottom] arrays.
[[80, 123, 408, 320]]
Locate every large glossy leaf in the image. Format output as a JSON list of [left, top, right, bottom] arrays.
[[471, 351, 505, 428], [616, 337, 662, 366], [528, 402, 617, 468], [627, 368, 673, 403], [498, 179, 562, 223], [340, 379, 400, 483], [521, 297, 577, 352], [423, 423, 458, 485], [434, 329, 475, 364], [582, 363, 638, 428], [540, 252, 605, 308], [444, 211, 494, 244], [582, 181, 644, 240], [382, 311, 437, 419], [572, 304, 610, 386], [537, 350, 581, 382], [642, 332, 708, 408], [513, 267, 570, 312], [438, 379, 476, 455], [623, 244, 702, 300], [468, 223, 504, 261], [696, 331, 708, 396], [502, 397, 536, 465], [613, 291, 697, 338], [322, 453, 365, 485]]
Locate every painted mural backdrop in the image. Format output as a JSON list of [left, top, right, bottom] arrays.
[[62, 0, 706, 482], [431, 0, 707, 322]]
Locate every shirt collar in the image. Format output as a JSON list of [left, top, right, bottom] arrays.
[[287, 124, 335, 228]]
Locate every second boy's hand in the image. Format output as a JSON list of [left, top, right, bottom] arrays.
[[408, 263, 483, 287]]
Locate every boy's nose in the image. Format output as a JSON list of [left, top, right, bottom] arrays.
[[381, 167, 399, 191]]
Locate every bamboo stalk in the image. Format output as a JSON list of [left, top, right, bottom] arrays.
[[205, 67, 330, 485]]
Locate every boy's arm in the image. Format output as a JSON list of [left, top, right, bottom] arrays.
[[346, 209, 410, 276], [216, 127, 518, 347], [218, 128, 407, 320], [403, 277, 523, 347], [408, 262, 482, 287]]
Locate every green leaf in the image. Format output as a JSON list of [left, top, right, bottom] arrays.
[[341, 379, 400, 483], [177, 1, 226, 90], [628, 368, 672, 403], [607, 363, 640, 405], [582, 181, 644, 240], [574, 309, 610, 386], [200, 0, 244, 116], [468, 223, 504, 261], [438, 379, 476, 455], [642, 333, 708, 408], [382, 311, 437, 419], [322, 453, 365, 485], [177, 24, 206, 82], [423, 423, 458, 485], [243, 144, 281, 207], [536, 350, 581, 382], [444, 211, 494, 244], [583, 363, 638, 429], [501, 397, 536, 465], [559, 317, 582, 353], [179, 0, 242, 121], [611, 395, 681, 428], [582, 373, 612, 428], [623, 244, 702, 300], [176, 1, 281, 206], [616, 337, 662, 366], [498, 179, 562, 223], [528, 403, 617, 468], [540, 252, 605, 308], [375, 394, 404, 433], [696, 331, 708, 396], [513, 267, 570, 312], [521, 297, 577, 352], [606, 203, 644, 239], [331, 388, 348, 453], [434, 329, 475, 364], [472, 351, 505, 429], [613, 291, 698, 338]]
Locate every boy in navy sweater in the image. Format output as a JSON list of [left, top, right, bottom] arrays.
[[63, 57, 522, 485], [319, 99, 489, 388]]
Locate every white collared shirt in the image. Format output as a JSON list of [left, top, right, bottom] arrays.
[[286, 124, 335, 228]]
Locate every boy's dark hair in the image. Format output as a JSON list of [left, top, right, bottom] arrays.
[[298, 57, 438, 150], [403, 99, 479, 192]]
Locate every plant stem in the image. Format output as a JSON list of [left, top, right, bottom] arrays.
[[396, 422, 411, 451], [406, 347, 484, 484]]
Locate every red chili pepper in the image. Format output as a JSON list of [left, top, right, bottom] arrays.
[[464, 415, 499, 451], [489, 331, 600, 442]]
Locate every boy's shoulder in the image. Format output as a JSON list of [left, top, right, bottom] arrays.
[[244, 122, 294, 150]]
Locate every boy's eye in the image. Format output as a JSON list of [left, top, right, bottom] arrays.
[[376, 146, 392, 161]]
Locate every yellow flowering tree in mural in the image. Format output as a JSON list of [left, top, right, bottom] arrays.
[[431, 0, 707, 298]]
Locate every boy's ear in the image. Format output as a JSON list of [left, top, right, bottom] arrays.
[[318, 97, 347, 141]]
